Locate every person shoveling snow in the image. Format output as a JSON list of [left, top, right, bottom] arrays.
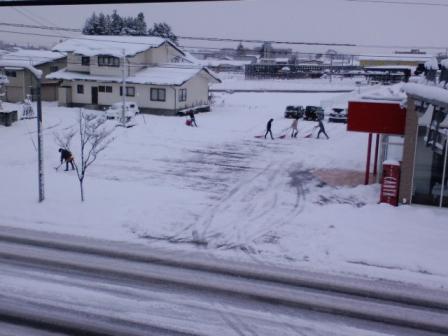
[[58, 148, 75, 171], [265, 118, 274, 140]]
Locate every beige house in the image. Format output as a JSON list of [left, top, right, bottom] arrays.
[[0, 49, 67, 102], [47, 36, 220, 115]]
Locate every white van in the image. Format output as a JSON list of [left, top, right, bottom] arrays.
[[105, 102, 139, 121]]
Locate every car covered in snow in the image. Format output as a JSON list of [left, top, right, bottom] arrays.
[[328, 107, 348, 123], [303, 106, 324, 121], [105, 102, 139, 121], [284, 105, 304, 119]]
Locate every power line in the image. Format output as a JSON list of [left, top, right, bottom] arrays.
[[346, 0, 448, 6], [1, 21, 447, 52]]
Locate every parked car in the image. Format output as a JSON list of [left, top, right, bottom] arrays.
[[105, 102, 139, 121], [304, 106, 324, 121], [284, 105, 304, 119], [328, 107, 348, 123]]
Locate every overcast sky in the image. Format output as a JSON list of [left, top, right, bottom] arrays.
[[0, 0, 447, 55]]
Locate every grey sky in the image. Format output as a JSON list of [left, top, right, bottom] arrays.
[[0, 0, 447, 55]]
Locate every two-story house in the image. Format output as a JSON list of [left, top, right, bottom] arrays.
[[47, 36, 220, 115], [0, 49, 67, 102]]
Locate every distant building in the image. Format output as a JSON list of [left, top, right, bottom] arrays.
[[359, 53, 433, 67], [0, 49, 67, 102], [46, 36, 220, 115]]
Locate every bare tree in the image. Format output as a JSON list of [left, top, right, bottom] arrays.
[[54, 109, 114, 202], [76, 109, 114, 201], [54, 127, 76, 151]]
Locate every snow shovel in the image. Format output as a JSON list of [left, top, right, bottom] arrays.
[[54, 163, 63, 171], [304, 127, 316, 138]]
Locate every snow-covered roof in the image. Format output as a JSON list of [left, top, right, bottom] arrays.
[[403, 83, 448, 106], [349, 84, 406, 105], [52, 36, 184, 58], [0, 49, 66, 67], [0, 60, 43, 79], [359, 54, 433, 62], [47, 65, 220, 86], [196, 59, 252, 67]]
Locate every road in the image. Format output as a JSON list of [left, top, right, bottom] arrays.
[[0, 225, 447, 336]]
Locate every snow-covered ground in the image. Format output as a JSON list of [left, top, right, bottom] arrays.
[[1, 90, 447, 291]]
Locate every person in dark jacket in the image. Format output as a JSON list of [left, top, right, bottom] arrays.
[[59, 148, 75, 171], [315, 119, 329, 139], [265, 118, 274, 139], [188, 110, 198, 127]]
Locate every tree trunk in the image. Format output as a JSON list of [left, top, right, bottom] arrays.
[[80, 178, 85, 202]]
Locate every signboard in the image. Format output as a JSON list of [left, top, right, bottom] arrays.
[[347, 101, 406, 135], [380, 162, 401, 206]]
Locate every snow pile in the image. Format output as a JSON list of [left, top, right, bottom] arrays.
[[52, 36, 181, 58], [425, 58, 439, 70]]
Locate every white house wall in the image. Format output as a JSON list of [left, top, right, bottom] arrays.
[[127, 51, 146, 76], [67, 53, 88, 73], [177, 73, 210, 109], [146, 43, 183, 64]]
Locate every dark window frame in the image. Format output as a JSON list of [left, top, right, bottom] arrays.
[[81, 56, 90, 66], [5, 70, 16, 77], [150, 88, 166, 102], [120, 86, 135, 97], [98, 55, 120, 67], [77, 84, 84, 94], [179, 88, 187, 102]]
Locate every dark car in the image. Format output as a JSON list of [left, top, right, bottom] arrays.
[[304, 106, 324, 121], [284, 105, 304, 119], [328, 107, 348, 123]]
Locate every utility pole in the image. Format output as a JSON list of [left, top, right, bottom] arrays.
[[330, 54, 333, 84], [440, 135, 448, 208], [121, 48, 126, 127], [36, 79, 44, 202]]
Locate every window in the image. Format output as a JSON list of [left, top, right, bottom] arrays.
[[99, 85, 113, 93], [77, 84, 84, 94], [98, 56, 120, 67], [5, 70, 16, 77], [81, 57, 90, 66], [179, 88, 187, 102], [120, 86, 135, 97], [150, 88, 166, 102], [50, 66, 58, 72]]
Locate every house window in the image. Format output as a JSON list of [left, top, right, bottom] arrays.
[[99, 85, 113, 93], [5, 70, 16, 77], [150, 88, 166, 102], [77, 84, 84, 94], [179, 88, 187, 102], [120, 86, 135, 97], [50, 66, 59, 72], [98, 56, 120, 67], [81, 57, 90, 66]]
